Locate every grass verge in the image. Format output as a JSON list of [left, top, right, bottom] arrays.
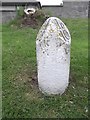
[[2, 18, 88, 118]]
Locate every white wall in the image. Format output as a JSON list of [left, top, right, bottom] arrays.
[[38, 0, 63, 6]]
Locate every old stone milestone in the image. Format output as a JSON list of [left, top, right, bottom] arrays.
[[36, 17, 71, 95]]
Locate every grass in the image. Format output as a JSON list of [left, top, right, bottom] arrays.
[[2, 18, 88, 118], [0, 23, 2, 120]]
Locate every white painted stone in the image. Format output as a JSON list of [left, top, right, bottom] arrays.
[[24, 8, 36, 15], [36, 17, 71, 95]]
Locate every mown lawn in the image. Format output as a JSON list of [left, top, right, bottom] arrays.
[[2, 18, 88, 118], [0, 23, 2, 120]]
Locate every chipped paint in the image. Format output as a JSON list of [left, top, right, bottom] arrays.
[[36, 17, 71, 95]]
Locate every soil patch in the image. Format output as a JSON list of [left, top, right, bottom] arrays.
[[16, 10, 50, 29]]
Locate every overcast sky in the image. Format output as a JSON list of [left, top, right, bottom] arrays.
[[38, 0, 63, 6]]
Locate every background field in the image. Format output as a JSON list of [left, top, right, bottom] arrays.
[[2, 18, 88, 118]]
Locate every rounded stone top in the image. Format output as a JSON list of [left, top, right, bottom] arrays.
[[36, 17, 71, 45]]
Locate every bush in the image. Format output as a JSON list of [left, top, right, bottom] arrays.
[[16, 6, 25, 18]]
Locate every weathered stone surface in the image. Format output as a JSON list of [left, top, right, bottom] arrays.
[[36, 17, 71, 95]]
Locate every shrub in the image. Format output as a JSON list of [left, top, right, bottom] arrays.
[[16, 6, 25, 18]]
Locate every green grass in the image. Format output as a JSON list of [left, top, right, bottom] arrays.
[[0, 23, 2, 120], [2, 18, 88, 118]]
